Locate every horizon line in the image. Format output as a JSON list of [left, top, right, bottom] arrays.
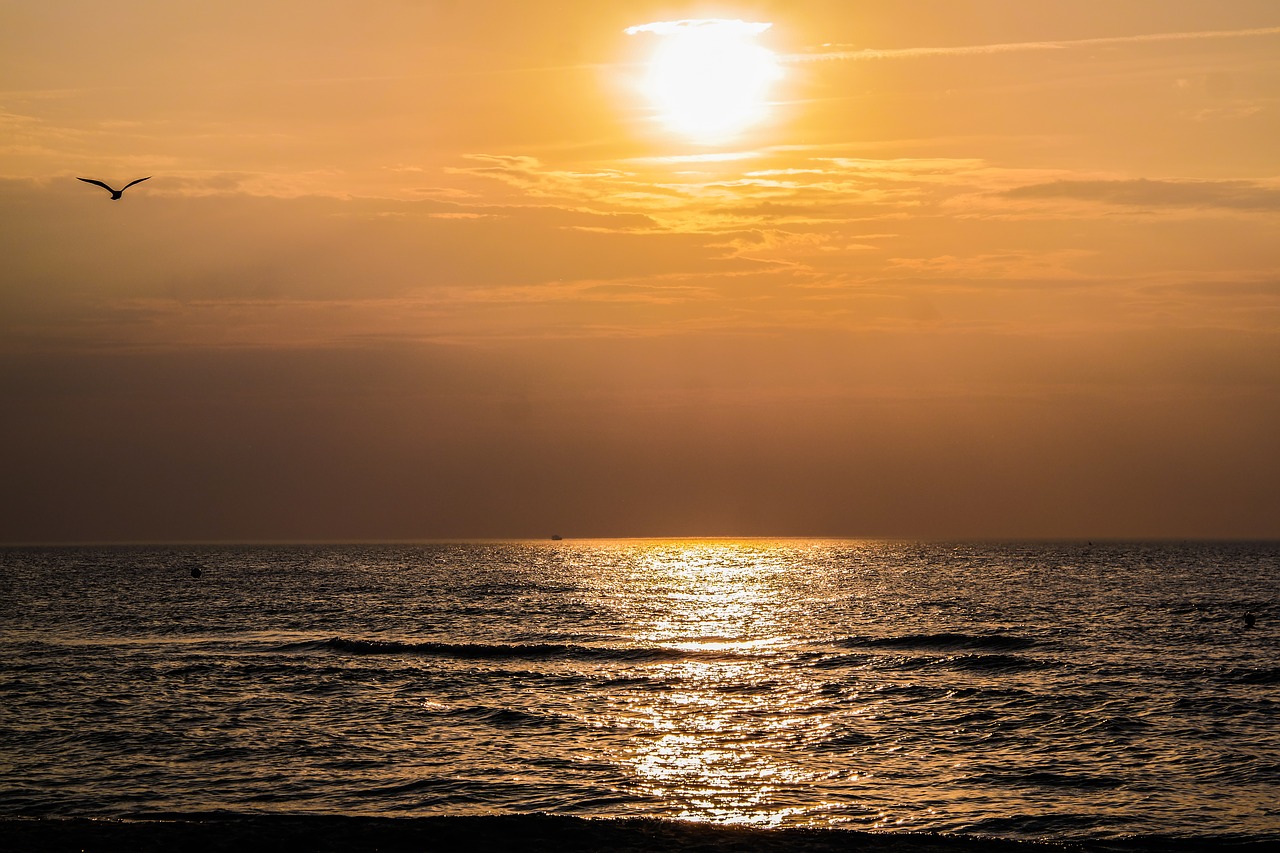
[[3, 536, 1276, 548]]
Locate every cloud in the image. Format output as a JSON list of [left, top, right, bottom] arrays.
[[625, 20, 772, 37], [794, 26, 1280, 63], [453, 151, 1011, 230], [1003, 179, 1280, 211], [0, 176, 785, 353], [884, 250, 1100, 281]]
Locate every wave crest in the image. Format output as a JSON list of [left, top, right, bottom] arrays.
[[839, 632, 1038, 652], [278, 637, 750, 663]]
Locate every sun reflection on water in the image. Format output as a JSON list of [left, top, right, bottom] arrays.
[[596, 541, 841, 826], [625, 664, 816, 825]]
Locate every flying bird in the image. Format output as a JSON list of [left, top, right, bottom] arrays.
[[77, 176, 151, 200]]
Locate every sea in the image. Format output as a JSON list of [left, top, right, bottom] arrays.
[[1, 540, 1277, 849]]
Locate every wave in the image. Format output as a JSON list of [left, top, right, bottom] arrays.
[[838, 632, 1039, 652], [811, 652, 874, 669], [817, 651, 1052, 674], [1222, 666, 1280, 685], [277, 637, 752, 663], [425, 704, 566, 729], [963, 770, 1128, 791], [933, 653, 1055, 673]]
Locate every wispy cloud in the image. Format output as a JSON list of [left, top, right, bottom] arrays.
[[1004, 179, 1280, 211], [794, 25, 1280, 63], [625, 20, 772, 37]]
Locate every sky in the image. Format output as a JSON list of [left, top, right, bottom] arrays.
[[2, 0, 1278, 542]]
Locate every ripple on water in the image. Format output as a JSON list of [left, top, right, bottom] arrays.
[[1, 540, 1277, 843]]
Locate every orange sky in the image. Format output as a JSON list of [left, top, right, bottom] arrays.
[[2, 1, 1278, 541]]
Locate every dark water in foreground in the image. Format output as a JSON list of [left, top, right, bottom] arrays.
[[1, 541, 1277, 845]]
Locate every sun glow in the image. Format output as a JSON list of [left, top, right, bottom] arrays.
[[627, 19, 782, 144]]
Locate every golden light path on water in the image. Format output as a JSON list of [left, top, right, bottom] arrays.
[[583, 542, 855, 826]]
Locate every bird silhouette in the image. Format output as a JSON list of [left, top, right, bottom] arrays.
[[77, 176, 151, 200]]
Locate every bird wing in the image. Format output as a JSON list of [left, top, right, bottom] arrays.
[[77, 177, 117, 192], [122, 176, 152, 191]]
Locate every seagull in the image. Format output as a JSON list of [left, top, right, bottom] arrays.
[[77, 176, 151, 200]]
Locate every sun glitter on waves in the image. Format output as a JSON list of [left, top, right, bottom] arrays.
[[626, 19, 782, 144]]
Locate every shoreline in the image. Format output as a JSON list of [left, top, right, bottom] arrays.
[[0, 814, 1270, 853]]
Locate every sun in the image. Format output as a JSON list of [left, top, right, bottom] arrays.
[[627, 19, 782, 144]]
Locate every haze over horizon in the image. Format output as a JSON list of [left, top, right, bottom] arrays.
[[3, 1, 1278, 543]]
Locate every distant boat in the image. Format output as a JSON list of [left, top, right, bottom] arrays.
[[550, 535, 563, 541]]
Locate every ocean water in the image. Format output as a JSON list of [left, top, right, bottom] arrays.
[[1, 540, 1277, 845]]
